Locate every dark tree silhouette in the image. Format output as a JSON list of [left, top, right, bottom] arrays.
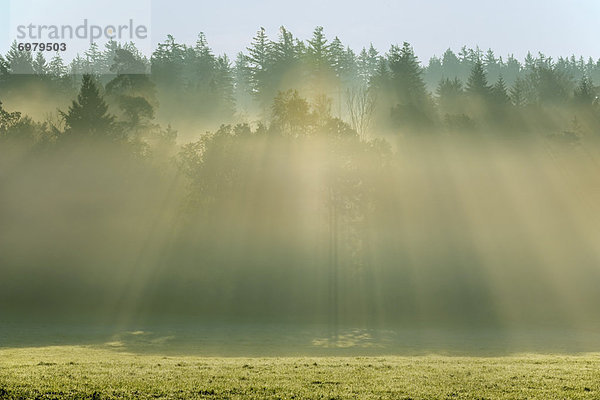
[[466, 60, 491, 99], [61, 74, 115, 138], [491, 76, 510, 105]]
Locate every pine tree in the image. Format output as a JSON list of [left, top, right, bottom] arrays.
[[524, 52, 535, 71], [273, 26, 299, 65], [194, 32, 213, 60], [369, 56, 390, 93], [101, 40, 122, 74], [436, 77, 463, 114], [306, 26, 331, 75], [151, 35, 186, 88], [484, 49, 500, 83], [574, 75, 595, 105], [214, 54, 235, 117], [85, 42, 103, 73], [491, 76, 510, 105], [357, 44, 379, 86], [466, 59, 491, 99], [442, 48, 460, 79], [357, 49, 369, 86], [329, 37, 345, 77], [510, 77, 528, 107], [425, 56, 443, 89], [388, 42, 427, 105], [531, 62, 569, 104], [33, 52, 47, 75], [503, 55, 521, 85], [458, 46, 476, 81], [342, 47, 358, 85], [233, 52, 253, 112], [246, 27, 273, 103], [61, 74, 115, 138], [6, 41, 34, 74], [190, 32, 217, 93], [270, 26, 303, 94], [70, 54, 86, 76]]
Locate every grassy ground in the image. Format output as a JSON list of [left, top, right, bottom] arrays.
[[1, 346, 599, 399]]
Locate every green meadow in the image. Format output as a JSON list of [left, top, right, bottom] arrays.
[[1, 347, 599, 400]]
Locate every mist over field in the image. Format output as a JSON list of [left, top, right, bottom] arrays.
[[2, 27, 600, 355]]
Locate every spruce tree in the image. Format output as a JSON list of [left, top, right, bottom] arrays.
[[214, 55, 236, 118], [233, 52, 253, 112], [47, 53, 67, 77], [84, 42, 103, 73], [574, 75, 595, 105], [369, 56, 390, 93], [436, 77, 463, 114], [484, 49, 500, 83], [491, 76, 510, 105], [510, 77, 528, 107], [273, 26, 299, 66], [357, 44, 379, 86], [246, 27, 273, 104], [466, 59, 491, 99], [61, 74, 115, 138], [329, 37, 345, 78], [425, 56, 443, 89], [388, 42, 427, 105], [6, 41, 34, 74], [270, 26, 303, 94], [307, 26, 331, 73], [442, 48, 460, 79], [32, 52, 47, 75]]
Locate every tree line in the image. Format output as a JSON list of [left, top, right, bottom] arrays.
[[2, 28, 600, 327], [1, 26, 599, 142]]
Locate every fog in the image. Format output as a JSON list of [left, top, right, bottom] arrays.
[[2, 29, 600, 354]]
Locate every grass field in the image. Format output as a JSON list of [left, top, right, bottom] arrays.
[[1, 346, 599, 399]]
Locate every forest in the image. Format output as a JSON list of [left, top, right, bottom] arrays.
[[2, 26, 600, 331]]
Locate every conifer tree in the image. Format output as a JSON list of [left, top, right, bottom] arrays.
[[388, 42, 427, 105], [369, 56, 390, 93], [233, 52, 253, 112], [442, 48, 461, 79], [61, 74, 115, 138], [466, 59, 491, 99], [246, 27, 273, 102], [574, 75, 595, 105], [214, 54, 236, 117], [269, 26, 303, 95], [510, 77, 528, 107], [436, 77, 463, 114], [84, 42, 103, 73], [357, 44, 380, 86], [32, 52, 47, 75], [47, 53, 67, 77], [6, 41, 34, 74], [307, 26, 331, 73], [491, 76, 510, 105]]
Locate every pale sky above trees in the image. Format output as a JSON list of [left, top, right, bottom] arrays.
[[1, 0, 599, 62]]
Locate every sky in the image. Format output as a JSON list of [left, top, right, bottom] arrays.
[[1, 0, 599, 63]]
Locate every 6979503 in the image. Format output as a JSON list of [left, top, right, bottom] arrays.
[[17, 42, 67, 52]]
